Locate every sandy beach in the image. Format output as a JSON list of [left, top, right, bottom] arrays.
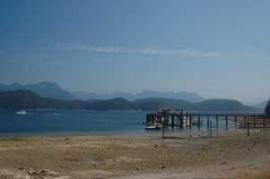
[[0, 130, 270, 179]]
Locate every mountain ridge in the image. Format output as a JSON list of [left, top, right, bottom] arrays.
[[0, 90, 256, 112], [0, 82, 75, 100], [72, 89, 204, 102], [0, 82, 204, 102]]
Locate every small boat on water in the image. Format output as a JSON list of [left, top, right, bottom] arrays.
[[16, 110, 27, 115], [145, 115, 163, 130], [145, 124, 162, 130]]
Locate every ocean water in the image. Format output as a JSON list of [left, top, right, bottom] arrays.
[[0, 110, 236, 137], [0, 110, 151, 136]]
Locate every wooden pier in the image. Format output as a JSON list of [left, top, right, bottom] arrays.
[[145, 109, 269, 136]]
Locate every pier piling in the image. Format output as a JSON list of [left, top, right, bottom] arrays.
[[234, 116, 237, 129], [216, 115, 219, 128], [145, 110, 266, 138], [247, 120, 250, 136], [189, 115, 192, 130], [171, 115, 175, 128], [207, 116, 210, 129], [209, 120, 212, 137], [225, 116, 228, 130]]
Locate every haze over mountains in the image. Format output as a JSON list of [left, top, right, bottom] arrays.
[[0, 82, 264, 111], [0, 82, 203, 102], [0, 90, 255, 112], [72, 90, 203, 102], [0, 82, 75, 100]]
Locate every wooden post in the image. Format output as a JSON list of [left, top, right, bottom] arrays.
[[207, 116, 210, 129], [225, 115, 228, 130], [244, 116, 247, 128], [216, 115, 219, 135], [179, 114, 183, 128], [209, 120, 212, 137], [189, 115, 192, 129], [253, 117, 256, 128], [162, 117, 165, 139], [180, 109, 184, 128], [263, 118, 266, 128], [171, 115, 175, 128], [247, 119, 250, 136], [216, 115, 218, 129], [198, 115, 201, 131], [234, 116, 237, 129]]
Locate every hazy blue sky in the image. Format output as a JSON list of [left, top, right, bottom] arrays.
[[0, 0, 270, 104]]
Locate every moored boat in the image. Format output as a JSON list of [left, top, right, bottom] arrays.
[[16, 110, 27, 115], [144, 125, 162, 130]]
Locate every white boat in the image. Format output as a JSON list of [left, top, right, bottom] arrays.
[[16, 110, 27, 115], [145, 125, 162, 130]]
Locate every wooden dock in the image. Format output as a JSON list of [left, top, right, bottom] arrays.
[[145, 109, 269, 136]]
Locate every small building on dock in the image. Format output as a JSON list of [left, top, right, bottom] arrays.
[[145, 109, 192, 129]]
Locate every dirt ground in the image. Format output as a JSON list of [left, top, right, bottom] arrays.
[[0, 129, 270, 179]]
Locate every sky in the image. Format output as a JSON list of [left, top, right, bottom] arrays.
[[0, 0, 270, 104]]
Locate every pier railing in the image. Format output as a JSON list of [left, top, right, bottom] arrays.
[[145, 110, 268, 137]]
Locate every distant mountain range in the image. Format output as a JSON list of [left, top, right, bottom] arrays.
[[72, 90, 204, 102], [0, 82, 75, 100], [0, 82, 266, 112], [132, 98, 255, 112], [0, 82, 204, 102], [0, 90, 256, 112]]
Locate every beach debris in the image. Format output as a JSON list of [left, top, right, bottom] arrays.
[[220, 161, 227, 165], [87, 158, 99, 167], [27, 169, 60, 178], [134, 165, 144, 172], [0, 169, 30, 179], [152, 143, 159, 149], [159, 163, 165, 169], [135, 166, 141, 171]]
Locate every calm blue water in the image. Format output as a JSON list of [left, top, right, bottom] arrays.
[[0, 110, 150, 136], [0, 110, 237, 137]]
